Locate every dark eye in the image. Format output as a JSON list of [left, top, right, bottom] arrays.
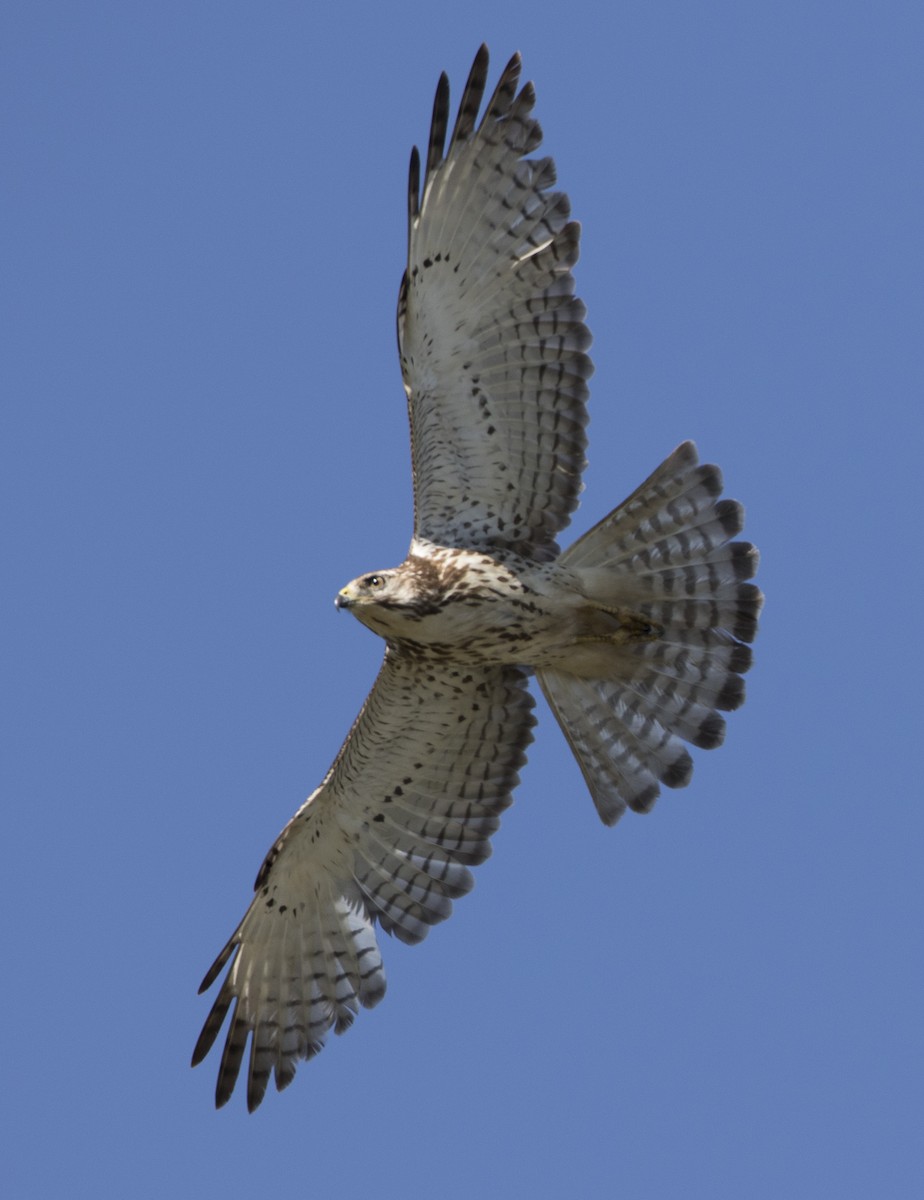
[[365, 575, 385, 589]]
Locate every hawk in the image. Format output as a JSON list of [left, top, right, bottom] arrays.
[[193, 45, 762, 1110]]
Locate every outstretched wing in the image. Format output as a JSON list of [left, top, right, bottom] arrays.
[[398, 46, 592, 563], [193, 651, 535, 1110]]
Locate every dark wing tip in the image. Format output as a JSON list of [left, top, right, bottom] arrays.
[[503, 50, 523, 80], [191, 984, 233, 1067], [424, 70, 450, 180], [407, 144, 421, 227], [672, 440, 700, 469], [448, 44, 490, 152], [197, 936, 237, 994], [247, 1061, 270, 1113], [214, 1009, 248, 1108], [483, 51, 522, 124], [411, 47, 529, 223]]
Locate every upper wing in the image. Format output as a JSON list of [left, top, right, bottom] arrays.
[[192, 651, 535, 1110], [398, 46, 592, 563]]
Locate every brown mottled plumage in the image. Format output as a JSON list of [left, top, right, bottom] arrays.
[[193, 45, 762, 1111]]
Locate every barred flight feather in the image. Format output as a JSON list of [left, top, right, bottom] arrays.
[[399, 48, 591, 562], [195, 653, 534, 1109]]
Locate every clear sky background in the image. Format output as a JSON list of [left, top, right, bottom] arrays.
[[4, 2, 922, 1196]]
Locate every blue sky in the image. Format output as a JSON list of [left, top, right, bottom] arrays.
[[4, 2, 922, 1196]]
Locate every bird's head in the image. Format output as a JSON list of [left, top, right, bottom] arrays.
[[335, 558, 446, 638], [335, 571, 397, 614]]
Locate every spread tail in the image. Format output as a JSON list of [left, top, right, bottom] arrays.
[[539, 441, 762, 825]]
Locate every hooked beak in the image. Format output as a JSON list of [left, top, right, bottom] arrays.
[[334, 588, 354, 611]]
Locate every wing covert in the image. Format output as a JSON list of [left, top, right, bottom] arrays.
[[193, 650, 535, 1110], [398, 46, 592, 562]]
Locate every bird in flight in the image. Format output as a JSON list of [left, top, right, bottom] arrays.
[[193, 45, 762, 1111]]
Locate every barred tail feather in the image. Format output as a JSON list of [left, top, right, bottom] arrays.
[[541, 442, 762, 825]]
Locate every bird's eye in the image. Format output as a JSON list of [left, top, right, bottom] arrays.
[[365, 575, 385, 589]]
